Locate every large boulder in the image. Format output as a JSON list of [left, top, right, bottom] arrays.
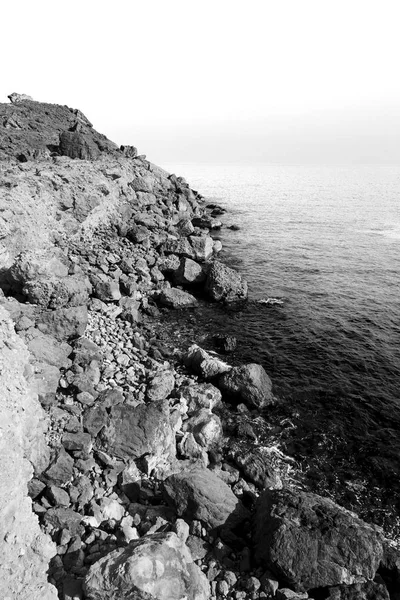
[[163, 466, 248, 531], [84, 532, 209, 600], [188, 236, 214, 262], [36, 305, 88, 341], [205, 261, 247, 302], [218, 363, 274, 409], [100, 400, 176, 474], [59, 130, 101, 160], [179, 383, 222, 415], [253, 488, 385, 592], [174, 257, 206, 286], [157, 288, 198, 309]]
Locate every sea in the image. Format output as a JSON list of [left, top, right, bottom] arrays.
[[162, 163, 400, 537]]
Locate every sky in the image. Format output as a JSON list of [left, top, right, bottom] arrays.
[[2, 0, 400, 164]]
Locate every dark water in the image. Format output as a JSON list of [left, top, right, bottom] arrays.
[[163, 163, 400, 535]]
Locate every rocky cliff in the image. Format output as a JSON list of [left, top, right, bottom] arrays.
[[0, 94, 399, 600]]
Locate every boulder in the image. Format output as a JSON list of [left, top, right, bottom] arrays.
[[180, 383, 222, 415], [118, 296, 140, 323], [101, 400, 176, 473], [157, 288, 198, 309], [325, 581, 390, 599], [188, 235, 214, 262], [23, 274, 90, 308], [184, 409, 223, 450], [59, 130, 100, 160], [72, 338, 102, 368], [205, 261, 247, 302], [184, 345, 231, 380], [36, 305, 88, 341], [44, 447, 74, 486], [91, 274, 121, 303], [230, 446, 281, 490], [174, 258, 206, 285], [218, 363, 274, 409], [163, 466, 248, 531], [147, 371, 175, 402], [8, 92, 34, 103], [253, 488, 385, 592], [84, 532, 209, 600]]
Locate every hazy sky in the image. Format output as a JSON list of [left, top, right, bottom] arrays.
[[2, 0, 400, 163]]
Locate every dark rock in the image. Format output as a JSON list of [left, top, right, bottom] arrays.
[[205, 261, 248, 302], [213, 334, 237, 353], [253, 488, 385, 592], [43, 508, 82, 536], [325, 581, 390, 599], [62, 432, 92, 456], [163, 466, 248, 531], [83, 405, 108, 437], [59, 130, 100, 160], [157, 288, 199, 309], [28, 478, 46, 499], [72, 338, 102, 368], [36, 305, 88, 341], [218, 363, 274, 409], [44, 447, 74, 486], [84, 532, 210, 600], [230, 446, 281, 489], [91, 274, 121, 302]]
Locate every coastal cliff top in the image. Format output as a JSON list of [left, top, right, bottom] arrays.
[[0, 93, 120, 162]]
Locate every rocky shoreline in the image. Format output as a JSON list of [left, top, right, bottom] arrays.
[[0, 94, 399, 600]]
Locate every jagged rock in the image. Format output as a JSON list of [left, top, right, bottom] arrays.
[[45, 447, 74, 486], [83, 405, 108, 436], [62, 432, 93, 456], [101, 400, 176, 472], [84, 532, 210, 600], [253, 488, 385, 592], [205, 261, 248, 302], [118, 296, 140, 322], [36, 305, 88, 341], [163, 466, 248, 531], [188, 235, 214, 262], [147, 371, 175, 402], [47, 485, 70, 507], [184, 409, 223, 450], [59, 130, 101, 160], [43, 508, 82, 536], [8, 92, 34, 103], [180, 382, 223, 414], [11, 250, 69, 284], [218, 363, 274, 409], [157, 288, 199, 309], [230, 446, 281, 489], [174, 257, 206, 285], [276, 590, 309, 600], [91, 274, 121, 302], [325, 581, 390, 599], [213, 334, 237, 353], [184, 344, 231, 379], [158, 254, 181, 273]]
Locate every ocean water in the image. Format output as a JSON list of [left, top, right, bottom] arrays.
[[162, 163, 400, 532]]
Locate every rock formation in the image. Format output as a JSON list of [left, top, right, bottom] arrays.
[[0, 94, 399, 600]]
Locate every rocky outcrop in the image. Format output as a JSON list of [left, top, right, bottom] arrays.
[[205, 260, 248, 302], [218, 363, 274, 409], [253, 488, 385, 592], [84, 532, 210, 600], [0, 307, 57, 600]]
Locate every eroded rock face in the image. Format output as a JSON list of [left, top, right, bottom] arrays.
[[253, 488, 385, 592], [205, 261, 248, 303], [84, 532, 210, 600], [218, 363, 274, 409], [0, 307, 57, 600]]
